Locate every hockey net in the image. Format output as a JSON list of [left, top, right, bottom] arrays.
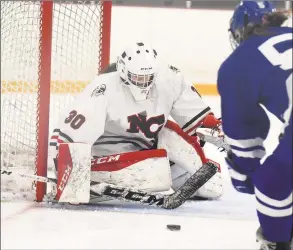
[[1, 0, 112, 201]]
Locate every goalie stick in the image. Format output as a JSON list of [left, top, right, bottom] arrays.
[[1, 162, 217, 209]]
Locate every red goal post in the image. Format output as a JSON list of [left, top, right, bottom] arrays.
[[1, 0, 112, 202]]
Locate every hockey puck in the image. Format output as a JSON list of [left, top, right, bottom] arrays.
[[167, 224, 181, 231]]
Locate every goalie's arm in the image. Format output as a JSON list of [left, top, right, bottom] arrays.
[[170, 74, 220, 135], [50, 78, 107, 150]]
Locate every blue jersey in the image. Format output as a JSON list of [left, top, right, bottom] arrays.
[[218, 26, 292, 172]]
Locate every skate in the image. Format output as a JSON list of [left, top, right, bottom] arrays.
[[256, 227, 292, 250]]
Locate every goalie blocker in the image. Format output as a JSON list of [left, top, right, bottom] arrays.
[[55, 120, 223, 204]]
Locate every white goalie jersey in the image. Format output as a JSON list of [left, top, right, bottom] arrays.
[[49, 65, 212, 159]]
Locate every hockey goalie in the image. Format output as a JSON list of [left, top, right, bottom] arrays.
[[49, 42, 224, 205]]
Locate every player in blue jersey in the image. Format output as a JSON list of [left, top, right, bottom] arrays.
[[217, 1, 292, 250]]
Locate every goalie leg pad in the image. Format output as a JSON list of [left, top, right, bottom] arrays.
[[90, 149, 172, 193], [158, 120, 223, 199], [56, 143, 91, 203], [158, 120, 207, 174]]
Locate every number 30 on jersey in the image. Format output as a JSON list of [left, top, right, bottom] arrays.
[[64, 110, 86, 130]]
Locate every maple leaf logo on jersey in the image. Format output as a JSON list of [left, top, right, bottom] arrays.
[[91, 84, 106, 97]]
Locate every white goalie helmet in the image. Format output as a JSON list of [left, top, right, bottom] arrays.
[[116, 42, 159, 101]]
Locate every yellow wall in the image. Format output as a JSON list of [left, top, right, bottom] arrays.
[[1, 80, 219, 95]]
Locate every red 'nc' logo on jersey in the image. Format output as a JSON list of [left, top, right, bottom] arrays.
[[126, 113, 165, 139]]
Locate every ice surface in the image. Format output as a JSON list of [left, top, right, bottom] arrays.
[[1, 200, 260, 249], [1, 96, 283, 249]]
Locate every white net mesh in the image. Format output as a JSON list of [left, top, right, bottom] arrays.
[[1, 0, 108, 201]]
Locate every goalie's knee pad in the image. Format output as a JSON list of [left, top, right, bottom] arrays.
[[158, 120, 224, 199], [91, 149, 172, 193]]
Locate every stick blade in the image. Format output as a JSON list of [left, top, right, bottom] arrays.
[[163, 162, 218, 209]]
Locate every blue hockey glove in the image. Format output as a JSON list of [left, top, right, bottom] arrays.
[[225, 152, 254, 194]]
